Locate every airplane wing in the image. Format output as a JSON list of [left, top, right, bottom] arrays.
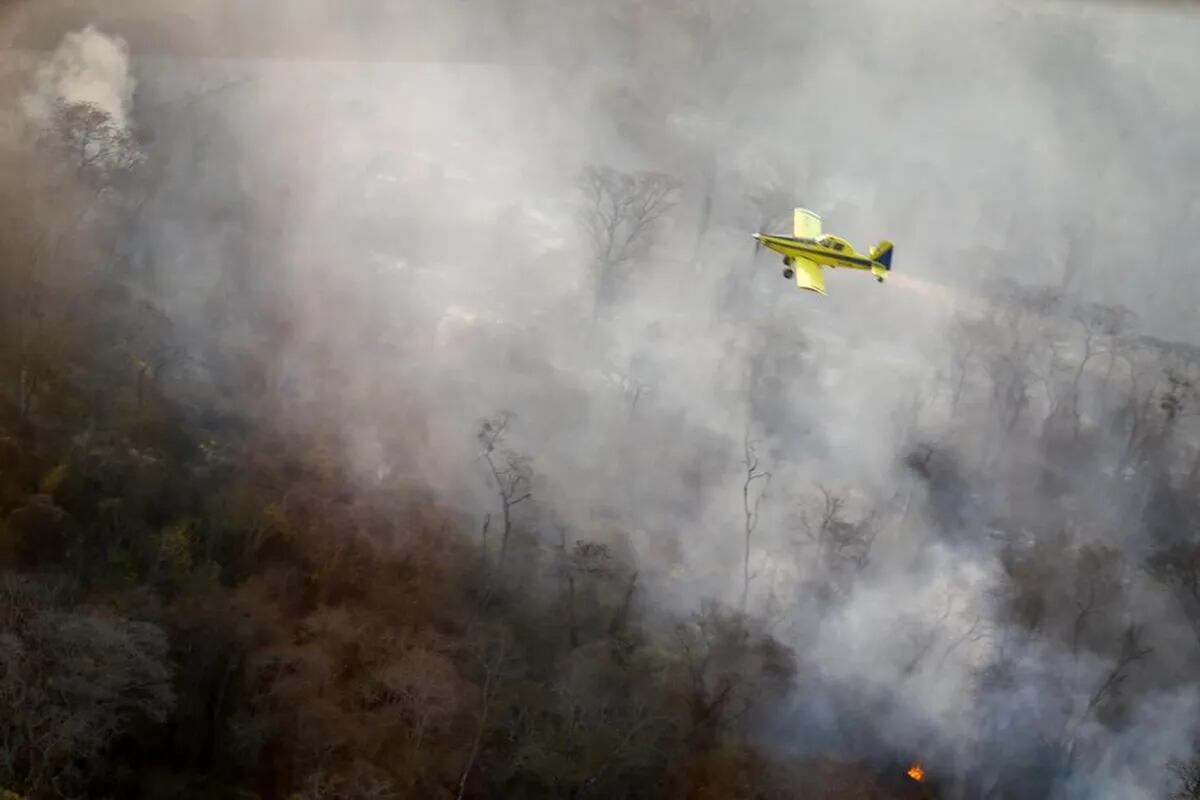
[[793, 208, 822, 240], [793, 256, 826, 295]]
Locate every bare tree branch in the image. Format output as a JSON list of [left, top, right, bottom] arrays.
[[741, 432, 771, 613], [579, 166, 680, 323], [477, 413, 533, 570]]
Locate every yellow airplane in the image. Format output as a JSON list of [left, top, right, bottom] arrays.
[[753, 208, 894, 296]]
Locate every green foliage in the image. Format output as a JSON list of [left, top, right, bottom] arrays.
[[39, 463, 68, 495], [105, 544, 140, 587], [160, 521, 196, 578]]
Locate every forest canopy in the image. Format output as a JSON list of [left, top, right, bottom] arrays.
[[2, 2, 1200, 799]]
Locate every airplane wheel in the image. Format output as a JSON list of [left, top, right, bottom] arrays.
[[877, 277, 884, 283], [783, 268, 795, 280]]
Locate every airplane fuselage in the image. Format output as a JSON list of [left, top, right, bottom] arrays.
[[753, 233, 877, 271]]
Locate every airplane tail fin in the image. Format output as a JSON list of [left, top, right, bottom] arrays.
[[869, 240, 894, 271]]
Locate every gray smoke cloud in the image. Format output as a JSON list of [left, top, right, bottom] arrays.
[[6, 0, 1200, 795]]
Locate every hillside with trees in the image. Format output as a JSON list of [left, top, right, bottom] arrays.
[[3, 2, 1200, 799]]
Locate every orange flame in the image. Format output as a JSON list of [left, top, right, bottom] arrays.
[[907, 762, 925, 782]]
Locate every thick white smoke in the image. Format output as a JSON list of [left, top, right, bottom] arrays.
[[21, 24, 134, 129]]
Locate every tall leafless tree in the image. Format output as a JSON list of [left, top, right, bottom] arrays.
[[477, 413, 532, 570], [579, 165, 679, 325], [740, 433, 771, 613], [455, 630, 516, 800], [555, 532, 615, 650], [1064, 301, 1135, 436]]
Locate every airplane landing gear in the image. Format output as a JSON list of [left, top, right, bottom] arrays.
[[783, 268, 795, 280]]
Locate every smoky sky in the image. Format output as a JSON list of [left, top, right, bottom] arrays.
[[4, 0, 1200, 796]]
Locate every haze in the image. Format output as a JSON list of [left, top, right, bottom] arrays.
[[1, 1, 1199, 798]]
